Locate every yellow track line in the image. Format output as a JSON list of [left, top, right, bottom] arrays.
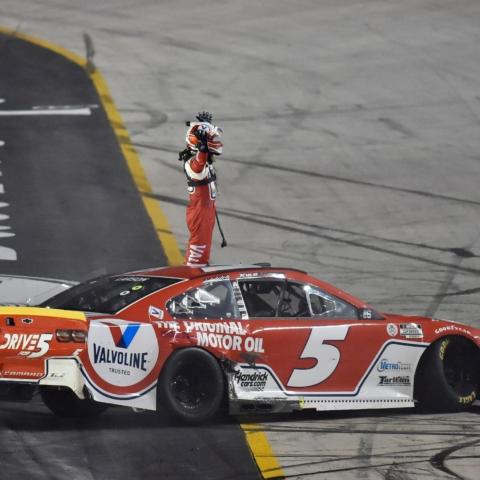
[[90, 71, 184, 265], [0, 26, 284, 479], [242, 423, 285, 479]]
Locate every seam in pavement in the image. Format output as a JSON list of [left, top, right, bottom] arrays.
[[0, 25, 284, 480]]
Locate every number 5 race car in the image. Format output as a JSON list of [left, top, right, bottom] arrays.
[[0, 264, 478, 423]]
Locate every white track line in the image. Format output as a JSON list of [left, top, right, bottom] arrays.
[[0, 108, 91, 116]]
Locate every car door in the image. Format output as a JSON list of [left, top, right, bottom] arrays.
[[236, 278, 393, 397]]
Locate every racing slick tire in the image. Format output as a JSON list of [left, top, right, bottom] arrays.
[[40, 386, 108, 418], [415, 336, 479, 412], [158, 347, 225, 424]]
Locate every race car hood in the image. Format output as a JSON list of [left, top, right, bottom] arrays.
[[382, 313, 433, 323], [382, 312, 480, 345]]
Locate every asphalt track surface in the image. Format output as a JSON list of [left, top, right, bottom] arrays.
[[0, 398, 257, 480], [0, 34, 260, 480], [0, 33, 166, 281], [2, 1, 480, 479]]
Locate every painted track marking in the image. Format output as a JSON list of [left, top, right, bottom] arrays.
[[242, 423, 285, 479], [0, 108, 91, 116]]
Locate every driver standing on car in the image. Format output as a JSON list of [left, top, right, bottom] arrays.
[[178, 112, 223, 266]]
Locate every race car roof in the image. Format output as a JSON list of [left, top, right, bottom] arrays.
[[127, 264, 306, 279], [123, 264, 369, 309]]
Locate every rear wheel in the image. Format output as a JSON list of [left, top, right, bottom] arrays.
[[415, 336, 479, 412], [158, 348, 225, 423], [40, 387, 108, 418]]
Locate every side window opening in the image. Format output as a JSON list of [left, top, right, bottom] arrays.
[[167, 281, 239, 319], [239, 280, 284, 317], [305, 285, 359, 320], [238, 280, 357, 319], [277, 282, 310, 317]]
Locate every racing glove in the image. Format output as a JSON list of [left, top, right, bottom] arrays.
[[196, 111, 213, 124], [195, 128, 209, 153], [178, 148, 193, 162]]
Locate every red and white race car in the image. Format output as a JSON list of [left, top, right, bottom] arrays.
[[0, 264, 478, 422]]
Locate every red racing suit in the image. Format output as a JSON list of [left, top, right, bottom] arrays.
[[183, 151, 217, 266]]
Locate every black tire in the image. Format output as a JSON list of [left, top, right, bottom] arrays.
[[157, 348, 225, 424], [40, 387, 108, 418], [415, 336, 480, 412]]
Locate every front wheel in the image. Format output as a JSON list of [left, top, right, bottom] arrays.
[[157, 348, 225, 423], [40, 387, 108, 418], [415, 336, 479, 412]]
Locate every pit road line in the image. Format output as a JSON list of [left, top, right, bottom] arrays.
[[0, 26, 283, 479]]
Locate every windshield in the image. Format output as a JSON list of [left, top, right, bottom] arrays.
[[41, 275, 181, 314]]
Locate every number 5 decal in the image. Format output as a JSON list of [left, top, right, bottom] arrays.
[[27, 333, 53, 358], [287, 325, 349, 388]]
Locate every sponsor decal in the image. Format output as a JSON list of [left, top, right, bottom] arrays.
[[459, 391, 476, 404], [148, 305, 164, 321], [0, 333, 53, 358], [87, 320, 159, 387], [439, 338, 450, 360], [205, 275, 230, 282], [182, 321, 264, 353], [386, 323, 398, 337], [239, 272, 259, 278], [399, 323, 423, 339], [184, 320, 247, 336], [434, 325, 472, 336], [377, 358, 411, 372], [187, 244, 206, 264], [0, 370, 43, 377], [232, 281, 249, 320], [362, 309, 373, 319], [107, 323, 140, 349], [378, 375, 411, 386], [196, 332, 264, 352], [233, 370, 268, 391], [21, 318, 33, 325], [115, 276, 149, 282], [154, 320, 180, 331]]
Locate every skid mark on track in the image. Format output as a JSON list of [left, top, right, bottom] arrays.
[[133, 142, 480, 208], [145, 170, 479, 260], [424, 233, 480, 317], [247, 409, 480, 479], [225, 158, 480, 208], [145, 191, 480, 276], [430, 438, 480, 480]]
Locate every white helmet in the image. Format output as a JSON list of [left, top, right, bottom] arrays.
[[185, 112, 223, 155]]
